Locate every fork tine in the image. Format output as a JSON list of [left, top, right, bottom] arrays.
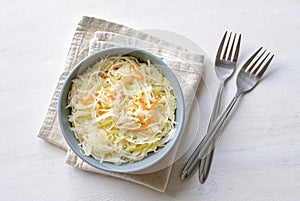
[[228, 33, 236, 61], [247, 49, 267, 72], [216, 31, 227, 59], [256, 54, 274, 79], [233, 34, 241, 62], [222, 32, 232, 60], [242, 47, 263, 71], [252, 52, 270, 75]]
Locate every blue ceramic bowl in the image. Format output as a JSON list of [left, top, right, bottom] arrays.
[[58, 47, 185, 173]]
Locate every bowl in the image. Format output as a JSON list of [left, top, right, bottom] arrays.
[[58, 47, 185, 173]]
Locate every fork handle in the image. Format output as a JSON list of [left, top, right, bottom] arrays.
[[180, 94, 240, 180], [197, 94, 240, 160], [181, 83, 224, 180], [199, 147, 215, 183], [208, 83, 224, 127], [198, 83, 224, 182]]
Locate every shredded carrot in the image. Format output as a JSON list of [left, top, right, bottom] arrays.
[[103, 88, 116, 101], [108, 95, 115, 101], [108, 91, 116, 101], [98, 102, 104, 115], [76, 96, 94, 105], [131, 64, 144, 80], [130, 116, 154, 133], [133, 115, 144, 122], [139, 98, 159, 111], [99, 72, 105, 78]]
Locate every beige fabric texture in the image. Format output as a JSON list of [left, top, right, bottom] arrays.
[[38, 16, 204, 192]]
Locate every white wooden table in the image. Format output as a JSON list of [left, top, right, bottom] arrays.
[[1, 0, 299, 200]]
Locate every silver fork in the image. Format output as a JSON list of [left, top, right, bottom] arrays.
[[195, 48, 274, 179], [198, 32, 241, 183], [181, 47, 274, 180], [180, 31, 241, 180]]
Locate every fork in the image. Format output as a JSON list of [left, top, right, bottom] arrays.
[[180, 31, 241, 180], [195, 47, 274, 177], [181, 47, 274, 180], [198, 31, 241, 183]]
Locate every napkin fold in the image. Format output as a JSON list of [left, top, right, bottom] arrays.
[[38, 16, 204, 192]]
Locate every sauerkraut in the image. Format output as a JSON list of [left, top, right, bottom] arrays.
[[67, 55, 176, 164]]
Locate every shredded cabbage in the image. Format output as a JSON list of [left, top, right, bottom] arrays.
[[67, 56, 176, 164]]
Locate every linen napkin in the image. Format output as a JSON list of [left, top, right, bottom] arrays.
[[38, 16, 205, 192]]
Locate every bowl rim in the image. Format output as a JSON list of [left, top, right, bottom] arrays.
[[58, 46, 185, 173]]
